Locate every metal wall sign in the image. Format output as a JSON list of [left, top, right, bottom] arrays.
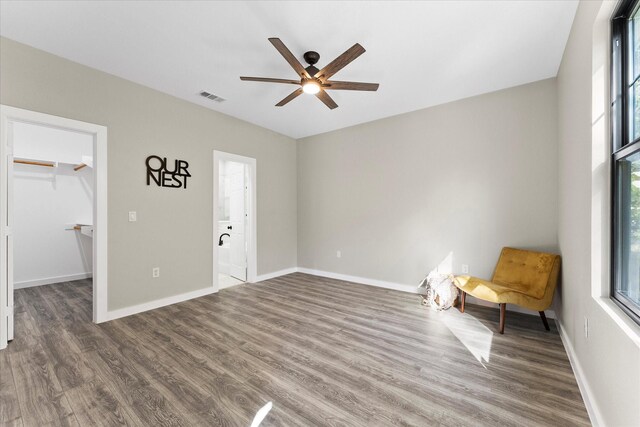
[[146, 155, 191, 189]]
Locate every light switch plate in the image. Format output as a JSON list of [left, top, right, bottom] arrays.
[[128, 211, 137, 222]]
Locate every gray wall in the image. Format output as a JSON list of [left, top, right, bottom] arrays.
[[298, 79, 559, 288], [0, 37, 298, 311], [557, 1, 640, 425]]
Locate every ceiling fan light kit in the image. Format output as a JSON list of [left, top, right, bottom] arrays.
[[240, 38, 379, 109], [302, 79, 321, 94]]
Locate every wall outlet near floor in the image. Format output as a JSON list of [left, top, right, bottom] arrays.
[[461, 264, 469, 274], [152, 267, 160, 278], [128, 211, 137, 222], [584, 316, 589, 339], [336, 250, 341, 258]]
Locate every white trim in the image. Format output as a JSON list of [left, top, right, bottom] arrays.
[[105, 286, 215, 322], [594, 296, 640, 347], [297, 267, 419, 294], [213, 151, 257, 292], [271, 267, 555, 318], [15, 273, 92, 289], [218, 280, 244, 290], [556, 318, 603, 427], [93, 121, 108, 323], [254, 267, 298, 282], [0, 106, 108, 351], [0, 110, 8, 349]]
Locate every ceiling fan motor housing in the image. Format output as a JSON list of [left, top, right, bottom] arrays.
[[304, 51, 320, 65], [304, 51, 320, 76]]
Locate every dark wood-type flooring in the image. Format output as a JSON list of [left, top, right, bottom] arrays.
[[1, 273, 590, 426]]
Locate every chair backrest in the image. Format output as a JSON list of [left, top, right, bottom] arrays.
[[491, 247, 560, 299]]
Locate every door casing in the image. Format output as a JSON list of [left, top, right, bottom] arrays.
[[0, 105, 108, 350], [213, 150, 257, 291]]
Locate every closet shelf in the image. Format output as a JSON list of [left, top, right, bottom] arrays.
[[65, 223, 94, 238], [14, 158, 55, 168], [14, 156, 93, 172]]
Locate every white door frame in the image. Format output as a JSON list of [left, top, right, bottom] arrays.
[[0, 105, 108, 349], [213, 150, 257, 291]]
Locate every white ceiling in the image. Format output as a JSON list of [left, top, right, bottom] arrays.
[[0, 1, 578, 139]]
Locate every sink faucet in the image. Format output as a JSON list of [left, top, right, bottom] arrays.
[[218, 233, 230, 246]]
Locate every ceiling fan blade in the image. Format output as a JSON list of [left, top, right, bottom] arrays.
[[324, 81, 379, 91], [240, 76, 301, 85], [276, 88, 304, 107], [315, 90, 338, 110], [268, 38, 310, 79], [314, 43, 366, 80]]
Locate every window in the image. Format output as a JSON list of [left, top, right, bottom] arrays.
[[612, 0, 640, 324]]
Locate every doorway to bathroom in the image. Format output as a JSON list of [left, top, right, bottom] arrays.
[[213, 151, 256, 291]]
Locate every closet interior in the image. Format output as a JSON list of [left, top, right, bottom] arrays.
[[12, 121, 94, 310]]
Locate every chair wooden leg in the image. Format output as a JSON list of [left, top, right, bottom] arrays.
[[499, 303, 506, 334], [460, 291, 466, 313], [539, 311, 550, 331]]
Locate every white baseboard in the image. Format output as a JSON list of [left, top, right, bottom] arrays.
[[218, 281, 243, 290], [265, 267, 555, 318], [103, 265, 301, 323], [297, 267, 419, 294], [103, 266, 302, 323], [104, 286, 216, 322], [556, 318, 602, 427], [15, 272, 92, 289], [254, 267, 299, 283], [99, 266, 555, 324]]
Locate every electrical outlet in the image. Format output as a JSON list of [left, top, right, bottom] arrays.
[[461, 264, 469, 274], [584, 317, 589, 339], [336, 250, 341, 258], [152, 267, 160, 278], [128, 211, 137, 222]]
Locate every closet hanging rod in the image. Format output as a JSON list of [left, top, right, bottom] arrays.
[[73, 163, 87, 171], [14, 159, 55, 168]]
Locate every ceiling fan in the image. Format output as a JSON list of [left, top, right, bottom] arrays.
[[240, 38, 379, 110]]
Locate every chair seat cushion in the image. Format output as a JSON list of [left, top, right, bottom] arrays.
[[492, 249, 557, 299], [454, 275, 545, 310]]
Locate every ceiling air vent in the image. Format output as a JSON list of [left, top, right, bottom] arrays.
[[199, 91, 225, 103]]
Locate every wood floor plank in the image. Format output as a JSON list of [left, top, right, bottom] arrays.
[[5, 275, 590, 426], [40, 329, 96, 391], [204, 297, 501, 425], [64, 380, 140, 426], [0, 418, 24, 427], [217, 348, 363, 427], [100, 319, 231, 425], [0, 349, 21, 424], [115, 315, 287, 426], [213, 299, 500, 425], [8, 344, 78, 426]]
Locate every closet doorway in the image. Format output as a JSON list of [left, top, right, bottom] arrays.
[[213, 151, 256, 291], [0, 106, 107, 350]]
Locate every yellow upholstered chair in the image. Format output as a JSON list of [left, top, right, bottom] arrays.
[[454, 247, 560, 334]]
